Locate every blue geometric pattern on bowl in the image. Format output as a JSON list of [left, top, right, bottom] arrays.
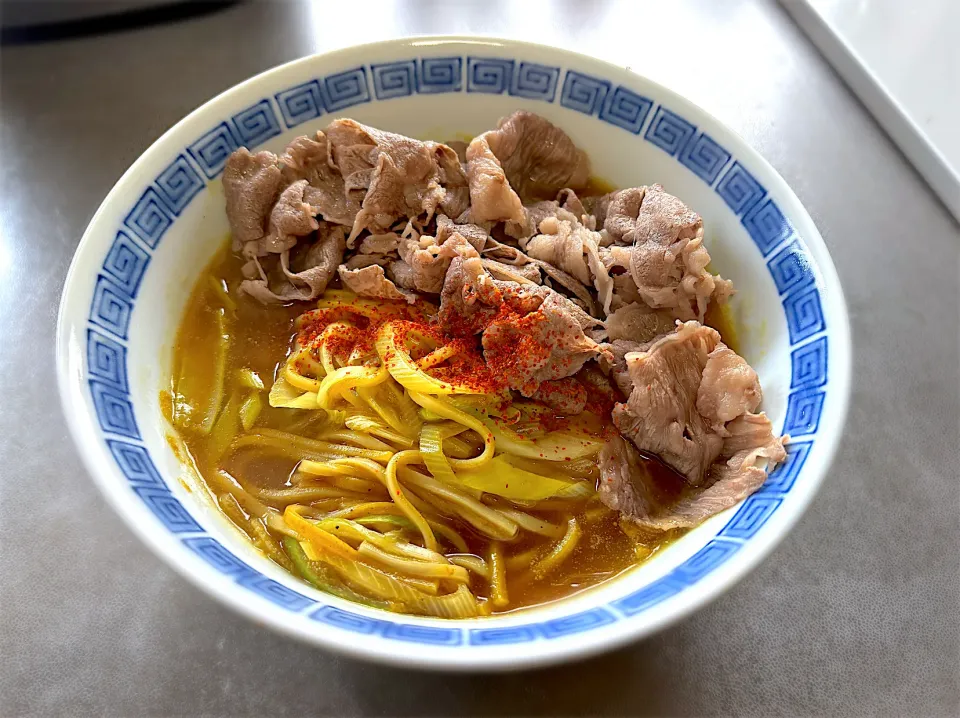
[[101, 231, 150, 297], [83, 55, 831, 646], [154, 155, 204, 215], [645, 106, 696, 157], [467, 57, 514, 94], [598, 86, 653, 134], [715, 161, 766, 215], [768, 241, 816, 296], [275, 80, 325, 128], [560, 70, 610, 116]]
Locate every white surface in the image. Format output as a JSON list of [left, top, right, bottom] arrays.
[[782, 0, 960, 222], [56, 37, 851, 671]]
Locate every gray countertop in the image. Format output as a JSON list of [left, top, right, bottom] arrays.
[[1, 1, 957, 715]]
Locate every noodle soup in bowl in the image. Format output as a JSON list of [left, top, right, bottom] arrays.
[[57, 37, 851, 670]]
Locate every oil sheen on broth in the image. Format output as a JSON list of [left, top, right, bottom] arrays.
[[166, 246, 739, 615]]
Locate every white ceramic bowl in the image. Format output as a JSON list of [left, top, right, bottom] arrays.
[[57, 37, 851, 671]]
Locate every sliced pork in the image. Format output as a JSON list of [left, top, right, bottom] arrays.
[[338, 263, 415, 303], [465, 132, 525, 224], [280, 132, 361, 227], [604, 302, 677, 344], [602, 185, 732, 321], [481, 111, 590, 201], [254, 179, 318, 256], [599, 413, 785, 532], [223, 148, 283, 246], [482, 287, 603, 396], [435, 214, 488, 252], [504, 189, 593, 240], [525, 212, 613, 314], [240, 224, 345, 303], [480, 258, 541, 284], [610, 320, 776, 493], [531, 378, 588, 415], [438, 254, 502, 336], [395, 231, 477, 294], [612, 322, 729, 485], [325, 119, 467, 242]]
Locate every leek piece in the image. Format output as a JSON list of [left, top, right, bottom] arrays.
[[489, 543, 509, 608], [495, 507, 564, 538], [531, 518, 582, 579], [207, 391, 242, 466], [268, 376, 319, 410], [419, 423, 459, 484], [357, 542, 470, 583], [418, 407, 445, 422], [207, 275, 237, 311], [317, 364, 388, 410], [377, 321, 483, 395], [398, 466, 519, 541], [173, 307, 229, 434], [452, 401, 603, 462], [456, 455, 584, 501], [409, 584, 479, 619], [408, 392, 494, 471], [448, 554, 490, 580], [236, 368, 264, 390], [239, 392, 262, 431], [283, 536, 388, 609]]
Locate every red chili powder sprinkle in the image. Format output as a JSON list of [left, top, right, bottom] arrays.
[[296, 301, 504, 393], [294, 292, 616, 432]]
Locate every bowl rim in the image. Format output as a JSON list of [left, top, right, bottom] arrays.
[[56, 34, 852, 671]]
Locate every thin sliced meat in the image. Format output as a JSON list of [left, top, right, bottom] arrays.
[[396, 231, 477, 294], [465, 132, 525, 224], [599, 339, 645, 396], [506, 189, 594, 240], [438, 254, 503, 336], [506, 200, 574, 241], [525, 216, 592, 284], [480, 259, 541, 284], [611, 321, 773, 487], [434, 144, 471, 219], [483, 236, 530, 266], [435, 214, 488, 252], [482, 288, 603, 396], [697, 345, 762, 427], [280, 132, 361, 227], [558, 188, 589, 223], [603, 187, 646, 245], [583, 192, 614, 229], [611, 321, 725, 486], [532, 258, 600, 317], [482, 111, 590, 201], [598, 413, 785, 533], [484, 235, 601, 316], [603, 185, 732, 321], [357, 232, 400, 255], [604, 302, 677, 344], [525, 213, 614, 314], [223, 148, 283, 245], [240, 224, 345, 303], [338, 263, 415, 303], [326, 119, 465, 242], [387, 259, 416, 289], [258, 179, 318, 256], [597, 434, 689, 526], [343, 253, 390, 270], [601, 244, 643, 311], [706, 412, 787, 487], [531, 378, 587, 415]]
